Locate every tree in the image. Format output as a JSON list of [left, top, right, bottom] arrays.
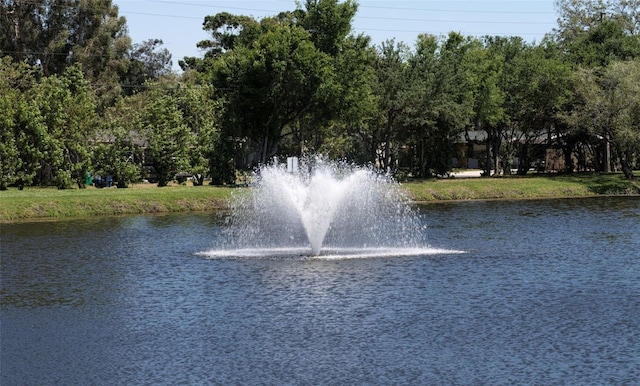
[[554, 0, 640, 41], [173, 83, 221, 186], [0, 0, 48, 67], [91, 140, 140, 188], [609, 0, 640, 34], [468, 36, 508, 176], [179, 11, 261, 72], [553, 0, 609, 44], [94, 96, 146, 188], [370, 39, 414, 171], [121, 39, 172, 95], [0, 0, 131, 76], [604, 60, 640, 179], [185, 0, 370, 174], [315, 34, 378, 162], [1, 0, 132, 109], [567, 19, 640, 67], [30, 64, 97, 188], [137, 87, 191, 187], [564, 60, 640, 178], [297, 0, 358, 56], [498, 41, 573, 175], [210, 20, 334, 167], [426, 32, 476, 176], [402, 34, 439, 177], [280, 1, 373, 160], [0, 57, 46, 189]]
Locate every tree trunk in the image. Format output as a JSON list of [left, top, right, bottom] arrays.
[[604, 133, 611, 173], [261, 132, 269, 165], [484, 130, 493, 177], [484, 128, 500, 177], [615, 143, 636, 180], [419, 140, 426, 178], [516, 144, 529, 175], [620, 158, 635, 180], [562, 140, 575, 173], [492, 136, 500, 175], [193, 174, 205, 186]]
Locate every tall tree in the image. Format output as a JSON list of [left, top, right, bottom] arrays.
[[604, 60, 640, 179], [567, 19, 640, 67], [0, 57, 45, 189], [609, 0, 640, 34], [0, 0, 43, 66], [134, 84, 191, 187], [505, 44, 573, 175], [204, 16, 335, 169], [427, 32, 476, 176], [121, 38, 172, 95], [566, 60, 640, 179], [402, 33, 439, 177], [297, 0, 358, 56], [185, 0, 368, 174], [0, 0, 131, 78], [94, 96, 146, 188], [370, 39, 413, 171], [173, 82, 220, 186], [179, 11, 261, 72], [469, 36, 508, 176], [553, 0, 609, 44], [31, 64, 97, 188], [316, 34, 377, 162]]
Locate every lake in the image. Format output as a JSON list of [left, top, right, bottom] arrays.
[[1, 197, 639, 384]]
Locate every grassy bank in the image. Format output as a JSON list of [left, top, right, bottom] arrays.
[[404, 172, 640, 201], [1, 173, 638, 223], [0, 183, 236, 223]]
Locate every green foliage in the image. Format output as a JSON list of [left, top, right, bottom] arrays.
[[92, 142, 140, 188], [0, 0, 131, 78], [566, 60, 640, 178], [369, 39, 414, 170], [3, 0, 640, 191], [0, 58, 97, 189], [209, 18, 335, 167], [121, 39, 172, 95], [554, 0, 640, 43], [298, 0, 359, 55], [496, 40, 574, 175], [0, 58, 25, 189], [568, 20, 640, 66], [174, 83, 221, 185], [139, 91, 190, 187], [31, 64, 96, 188]]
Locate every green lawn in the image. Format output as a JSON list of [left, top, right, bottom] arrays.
[[0, 183, 236, 223], [404, 172, 640, 201], [1, 173, 638, 223]]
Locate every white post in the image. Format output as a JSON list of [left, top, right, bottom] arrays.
[[287, 157, 299, 173]]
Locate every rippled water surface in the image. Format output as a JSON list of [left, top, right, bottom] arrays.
[[2, 197, 639, 384]]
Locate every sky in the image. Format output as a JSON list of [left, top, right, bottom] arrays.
[[115, 0, 559, 72]]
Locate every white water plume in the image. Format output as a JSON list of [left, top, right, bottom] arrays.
[[219, 156, 432, 257]]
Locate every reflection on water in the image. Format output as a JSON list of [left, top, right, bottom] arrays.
[[1, 197, 639, 384]]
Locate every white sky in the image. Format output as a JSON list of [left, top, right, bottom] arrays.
[[115, 0, 559, 71]]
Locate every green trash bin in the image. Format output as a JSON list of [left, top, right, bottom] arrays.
[[85, 172, 92, 186]]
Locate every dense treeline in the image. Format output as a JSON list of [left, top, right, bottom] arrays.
[[1, 0, 639, 189]]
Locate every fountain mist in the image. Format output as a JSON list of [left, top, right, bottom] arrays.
[[222, 157, 427, 257]]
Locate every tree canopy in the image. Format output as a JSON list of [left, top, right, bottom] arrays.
[[1, 0, 639, 190]]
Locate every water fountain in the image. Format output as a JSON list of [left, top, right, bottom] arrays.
[[201, 156, 462, 259]]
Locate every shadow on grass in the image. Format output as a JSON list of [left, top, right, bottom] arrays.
[[551, 172, 640, 195]]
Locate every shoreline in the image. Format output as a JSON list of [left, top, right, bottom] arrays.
[[1, 173, 638, 224], [4, 194, 638, 225]]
